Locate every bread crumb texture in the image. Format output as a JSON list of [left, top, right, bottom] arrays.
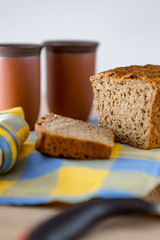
[[90, 64, 160, 149]]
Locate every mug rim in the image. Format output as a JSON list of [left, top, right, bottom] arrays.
[[0, 44, 42, 57], [43, 40, 99, 53]]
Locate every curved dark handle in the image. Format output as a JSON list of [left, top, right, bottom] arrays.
[[28, 198, 155, 240]]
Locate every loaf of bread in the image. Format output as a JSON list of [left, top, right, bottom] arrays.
[[35, 113, 114, 159], [90, 64, 160, 149]]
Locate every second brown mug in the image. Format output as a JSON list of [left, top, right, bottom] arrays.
[[43, 41, 99, 121]]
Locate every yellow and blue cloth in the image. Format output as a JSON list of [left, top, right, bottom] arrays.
[[0, 108, 160, 205]]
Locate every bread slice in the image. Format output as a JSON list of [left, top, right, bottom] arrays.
[[90, 64, 160, 150], [35, 113, 114, 159]]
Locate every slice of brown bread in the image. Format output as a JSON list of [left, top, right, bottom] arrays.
[[90, 64, 160, 150], [35, 113, 114, 159]]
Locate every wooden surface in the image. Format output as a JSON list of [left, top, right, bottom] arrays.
[[1, 204, 160, 240]]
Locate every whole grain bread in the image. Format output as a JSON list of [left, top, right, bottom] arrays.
[[35, 113, 114, 159], [90, 64, 160, 150]]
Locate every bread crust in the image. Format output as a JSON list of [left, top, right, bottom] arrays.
[[91, 64, 160, 85], [147, 86, 160, 149], [35, 114, 114, 159]]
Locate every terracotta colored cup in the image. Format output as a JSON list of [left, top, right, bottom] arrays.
[[0, 44, 42, 130], [43, 41, 99, 121]]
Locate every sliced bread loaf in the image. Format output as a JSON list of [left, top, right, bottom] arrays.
[[90, 64, 160, 149], [35, 113, 114, 159]]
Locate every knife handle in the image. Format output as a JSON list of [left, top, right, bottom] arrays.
[[28, 198, 155, 240]]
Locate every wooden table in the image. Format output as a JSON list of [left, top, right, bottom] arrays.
[[1, 204, 160, 240], [1, 98, 160, 240]]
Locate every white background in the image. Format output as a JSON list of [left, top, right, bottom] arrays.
[[0, 0, 160, 96]]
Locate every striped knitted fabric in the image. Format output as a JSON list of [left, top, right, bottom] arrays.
[[0, 107, 29, 174]]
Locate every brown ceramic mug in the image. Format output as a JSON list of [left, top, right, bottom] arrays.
[[43, 41, 99, 121], [0, 44, 42, 130]]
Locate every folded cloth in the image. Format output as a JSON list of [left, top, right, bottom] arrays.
[[0, 107, 29, 175], [0, 117, 160, 205]]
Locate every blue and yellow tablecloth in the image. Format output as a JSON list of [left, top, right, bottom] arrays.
[[0, 109, 160, 205]]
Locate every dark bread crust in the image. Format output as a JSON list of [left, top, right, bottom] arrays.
[[35, 114, 114, 159], [147, 87, 160, 149], [91, 64, 160, 84]]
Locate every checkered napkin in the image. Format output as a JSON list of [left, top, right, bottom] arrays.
[[0, 112, 160, 205]]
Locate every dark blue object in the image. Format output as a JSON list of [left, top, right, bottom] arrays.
[[28, 198, 156, 240]]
